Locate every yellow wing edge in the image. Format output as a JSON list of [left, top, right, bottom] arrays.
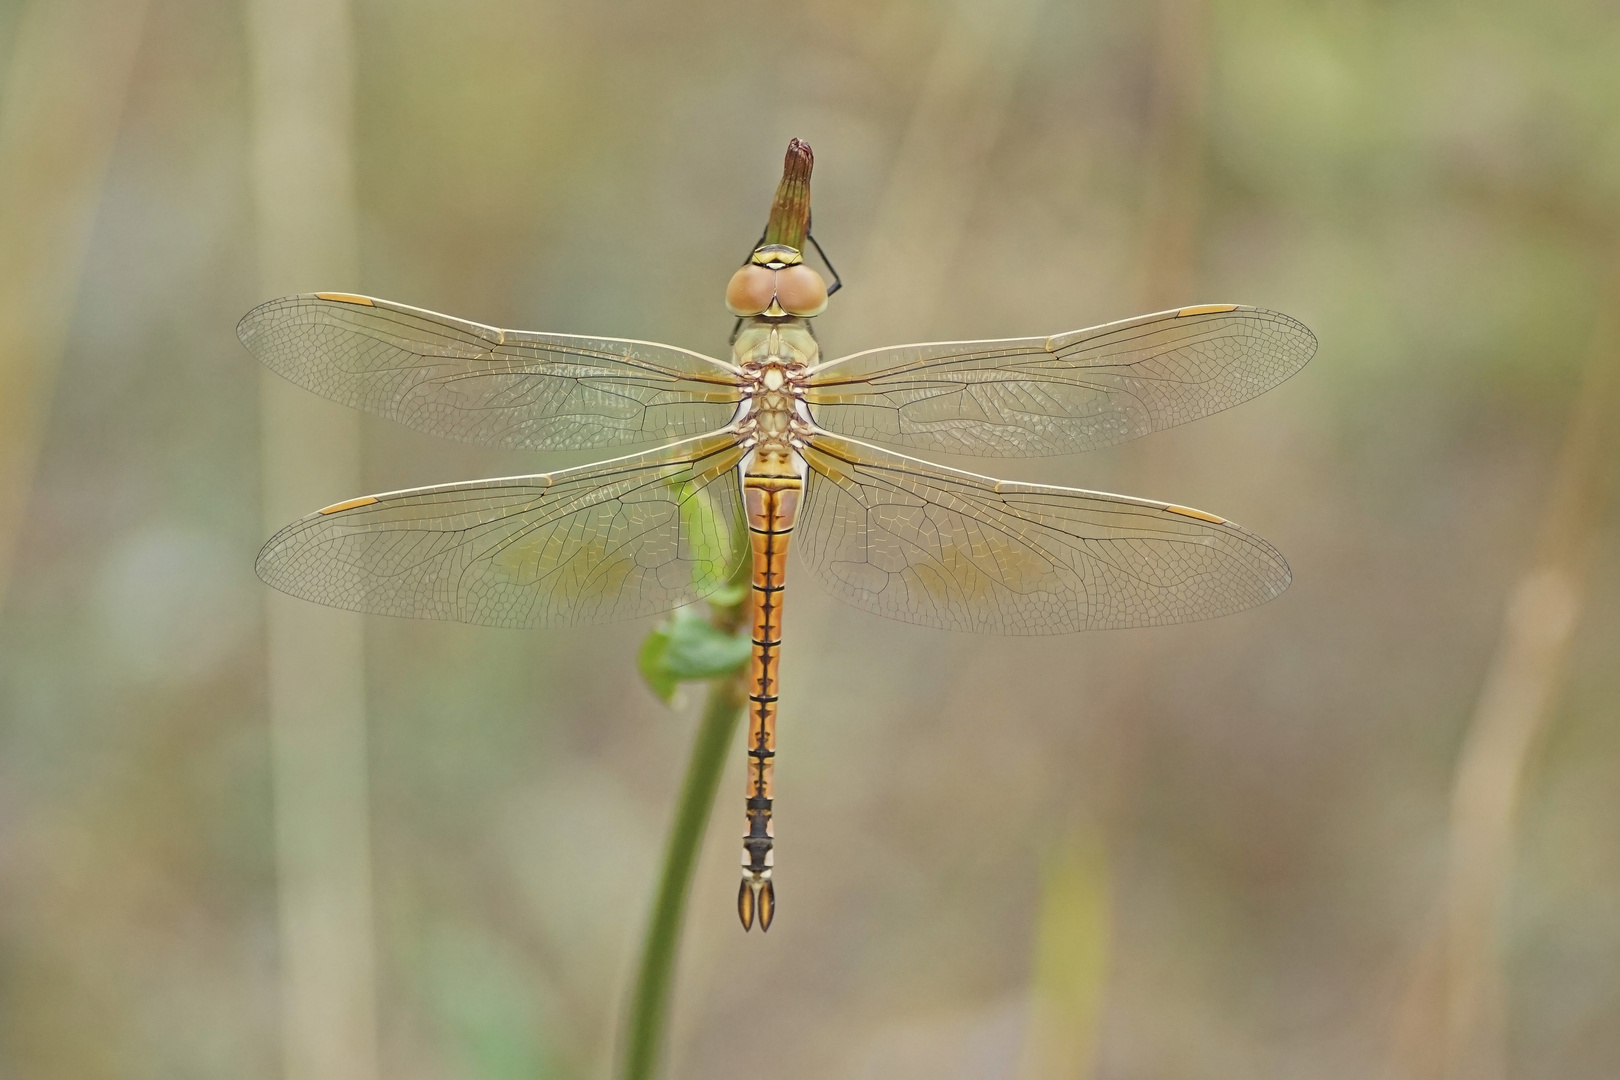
[[319, 495, 379, 515], [1165, 503, 1226, 524], [314, 292, 375, 306], [1176, 303, 1239, 317]]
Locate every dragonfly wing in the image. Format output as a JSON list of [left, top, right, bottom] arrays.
[[256, 433, 747, 628], [798, 433, 1290, 634], [240, 293, 741, 451], [806, 305, 1315, 457]]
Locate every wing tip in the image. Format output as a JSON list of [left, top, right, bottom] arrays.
[[237, 292, 370, 352], [1236, 527, 1293, 609], [253, 525, 303, 596], [1171, 303, 1318, 362], [1169, 508, 1293, 619], [236, 296, 281, 348], [1242, 305, 1319, 369], [1295, 318, 1320, 364], [1206, 304, 1320, 388]]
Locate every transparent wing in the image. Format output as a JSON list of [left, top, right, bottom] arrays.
[[798, 433, 1290, 634], [806, 305, 1315, 457], [239, 293, 742, 451], [255, 433, 747, 628]]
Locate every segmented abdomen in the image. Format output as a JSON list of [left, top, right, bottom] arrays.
[[737, 472, 800, 931]]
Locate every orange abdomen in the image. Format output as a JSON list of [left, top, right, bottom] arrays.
[[737, 472, 800, 932]]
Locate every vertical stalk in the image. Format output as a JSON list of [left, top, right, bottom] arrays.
[[619, 671, 746, 1080], [1393, 263, 1620, 1080], [247, 3, 378, 1079], [620, 588, 750, 1080]]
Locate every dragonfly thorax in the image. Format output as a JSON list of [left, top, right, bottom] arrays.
[[734, 320, 815, 457], [733, 320, 818, 367]]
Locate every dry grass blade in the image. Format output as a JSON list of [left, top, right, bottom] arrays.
[[1394, 262, 1620, 1080], [0, 0, 149, 612]]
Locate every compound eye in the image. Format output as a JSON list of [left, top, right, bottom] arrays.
[[774, 264, 828, 317], [725, 265, 776, 315]]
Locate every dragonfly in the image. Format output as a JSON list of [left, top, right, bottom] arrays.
[[244, 138, 1315, 933]]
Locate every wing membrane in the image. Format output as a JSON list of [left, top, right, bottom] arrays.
[[806, 306, 1315, 457], [239, 293, 741, 451], [798, 433, 1290, 634], [255, 433, 747, 628]]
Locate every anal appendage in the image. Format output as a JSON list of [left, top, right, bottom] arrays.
[[738, 777, 776, 931], [738, 873, 775, 932]]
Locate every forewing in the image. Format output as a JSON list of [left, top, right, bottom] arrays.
[[806, 305, 1315, 457], [798, 433, 1290, 634], [239, 293, 741, 450], [255, 434, 747, 628]]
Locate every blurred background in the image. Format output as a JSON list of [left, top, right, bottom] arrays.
[[1, 1, 1617, 1078]]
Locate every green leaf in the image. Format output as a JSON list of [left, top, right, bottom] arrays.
[[638, 609, 752, 704], [705, 580, 749, 610], [669, 471, 743, 598], [638, 627, 680, 704]]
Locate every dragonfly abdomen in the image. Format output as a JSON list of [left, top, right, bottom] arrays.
[[737, 465, 801, 932]]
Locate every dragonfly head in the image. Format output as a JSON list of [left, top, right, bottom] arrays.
[[726, 139, 832, 319], [726, 249, 829, 318]]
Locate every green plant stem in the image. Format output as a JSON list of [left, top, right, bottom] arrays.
[[619, 667, 745, 1080]]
